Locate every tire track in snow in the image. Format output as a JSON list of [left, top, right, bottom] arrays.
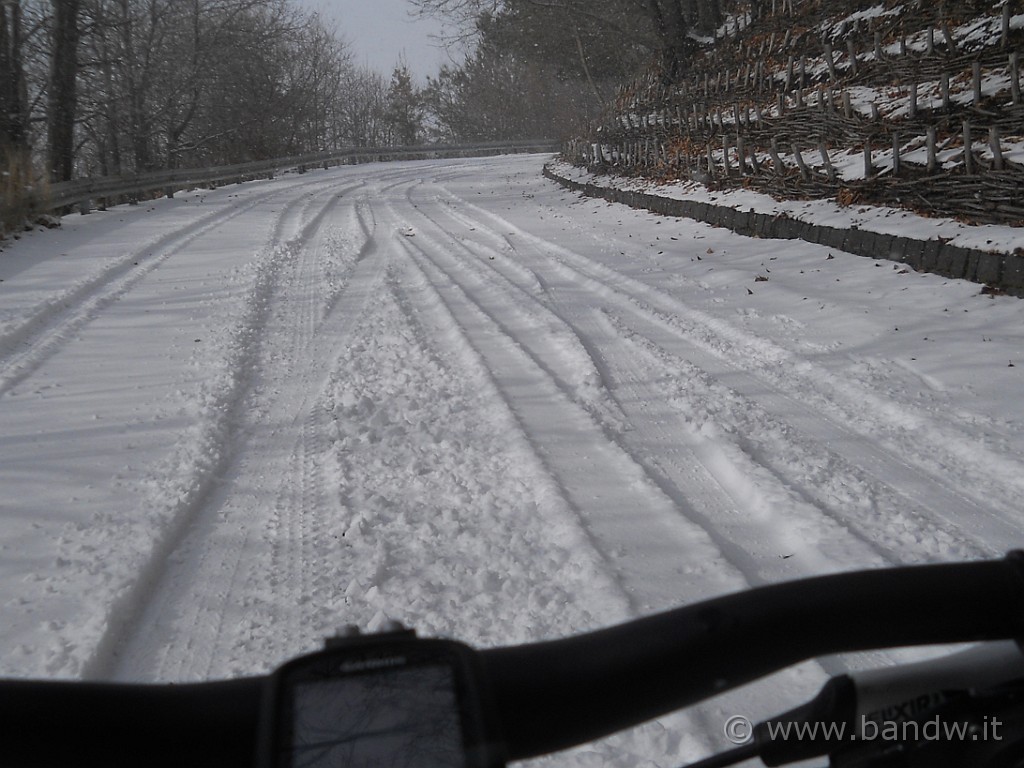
[[400, 183, 900, 663], [539, 183, 1024, 457], [0, 175, 358, 399], [389, 196, 743, 617], [330, 257, 631, 646], [449, 174, 1024, 497], [397, 182, 630, 433], [604, 311, 998, 564], [437, 194, 992, 567], [399, 171, 984, 759], [77, 181, 360, 680], [412, 172, 1001, 676], [106, 192, 384, 681], [408, 182, 891, 571], [392, 167, 841, 767], [427, 184, 1021, 563], [386, 230, 726, 767], [402, 182, 921, 688]]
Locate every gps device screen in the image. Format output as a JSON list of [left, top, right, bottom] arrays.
[[260, 637, 503, 768], [290, 664, 465, 768]]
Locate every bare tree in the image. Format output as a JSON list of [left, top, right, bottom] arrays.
[[48, 0, 80, 181], [423, 28, 597, 142], [384, 60, 423, 145], [341, 65, 389, 147], [1, 0, 29, 149], [1, 0, 31, 232], [412, 0, 724, 81]]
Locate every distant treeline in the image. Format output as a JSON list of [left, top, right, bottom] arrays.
[[1, 0, 448, 185], [1, 0, 732, 192]]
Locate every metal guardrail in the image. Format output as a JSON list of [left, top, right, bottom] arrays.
[[13, 140, 559, 218]]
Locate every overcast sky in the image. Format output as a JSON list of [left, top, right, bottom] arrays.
[[295, 0, 461, 81]]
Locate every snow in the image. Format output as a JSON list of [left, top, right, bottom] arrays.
[[551, 159, 1024, 254], [1, 154, 1024, 765]]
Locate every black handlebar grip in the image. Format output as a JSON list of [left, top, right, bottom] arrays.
[[0, 677, 263, 768]]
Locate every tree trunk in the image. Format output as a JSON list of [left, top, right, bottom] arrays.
[[49, 0, 82, 182], [650, 0, 690, 81], [1, 1, 29, 148], [696, 0, 722, 34], [569, 11, 606, 107]]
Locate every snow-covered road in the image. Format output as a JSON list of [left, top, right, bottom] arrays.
[[1, 154, 1022, 765]]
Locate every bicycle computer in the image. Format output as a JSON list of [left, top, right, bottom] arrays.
[[257, 634, 505, 768]]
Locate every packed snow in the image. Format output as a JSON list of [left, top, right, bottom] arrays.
[[1, 154, 1023, 766]]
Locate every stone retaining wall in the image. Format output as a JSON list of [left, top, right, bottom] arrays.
[[543, 165, 1024, 297]]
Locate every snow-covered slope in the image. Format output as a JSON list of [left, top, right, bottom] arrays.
[[1, 154, 1022, 765]]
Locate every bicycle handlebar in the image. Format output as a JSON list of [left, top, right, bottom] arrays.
[[2, 554, 1022, 767], [485, 553, 1024, 759]]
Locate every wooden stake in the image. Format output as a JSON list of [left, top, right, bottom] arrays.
[[792, 143, 811, 180], [942, 22, 956, 53], [1011, 52, 1021, 105], [819, 141, 836, 181], [990, 126, 1004, 171], [963, 120, 973, 175], [749, 143, 761, 174], [769, 138, 785, 175], [824, 42, 838, 81]]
